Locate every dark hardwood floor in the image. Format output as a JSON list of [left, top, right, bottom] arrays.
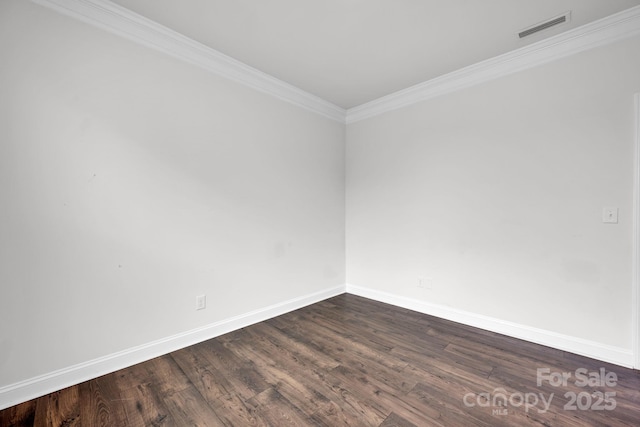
[[2, 294, 639, 426]]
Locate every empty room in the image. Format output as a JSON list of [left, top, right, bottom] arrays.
[[2, 0, 640, 425]]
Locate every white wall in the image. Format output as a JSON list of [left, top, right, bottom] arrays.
[[0, 0, 344, 390], [2, 0, 639, 408], [346, 35, 640, 350]]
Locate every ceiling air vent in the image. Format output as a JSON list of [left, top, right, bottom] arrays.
[[518, 11, 571, 39]]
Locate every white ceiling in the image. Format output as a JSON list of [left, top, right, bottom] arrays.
[[111, 0, 640, 109]]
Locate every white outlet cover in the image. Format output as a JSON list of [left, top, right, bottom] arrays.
[[602, 207, 619, 224], [196, 295, 206, 310], [418, 277, 433, 290]]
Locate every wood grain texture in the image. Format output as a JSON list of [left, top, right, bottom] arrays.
[[2, 294, 639, 426]]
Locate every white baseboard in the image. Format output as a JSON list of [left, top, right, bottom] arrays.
[[2, 282, 633, 410], [0, 285, 346, 411], [346, 284, 634, 369]]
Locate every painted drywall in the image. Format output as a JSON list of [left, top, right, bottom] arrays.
[[0, 0, 344, 389], [346, 35, 640, 350]]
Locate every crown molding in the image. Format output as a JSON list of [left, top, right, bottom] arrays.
[[346, 5, 640, 124], [31, 0, 347, 123], [29, 1, 640, 126]]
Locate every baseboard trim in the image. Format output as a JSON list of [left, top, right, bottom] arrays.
[[0, 285, 346, 411], [346, 284, 634, 368], [2, 282, 632, 410]]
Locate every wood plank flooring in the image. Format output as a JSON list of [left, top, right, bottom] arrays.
[[2, 294, 639, 426]]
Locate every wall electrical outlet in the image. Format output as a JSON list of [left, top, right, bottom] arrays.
[[602, 207, 618, 224], [418, 277, 433, 290], [196, 295, 206, 310]]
